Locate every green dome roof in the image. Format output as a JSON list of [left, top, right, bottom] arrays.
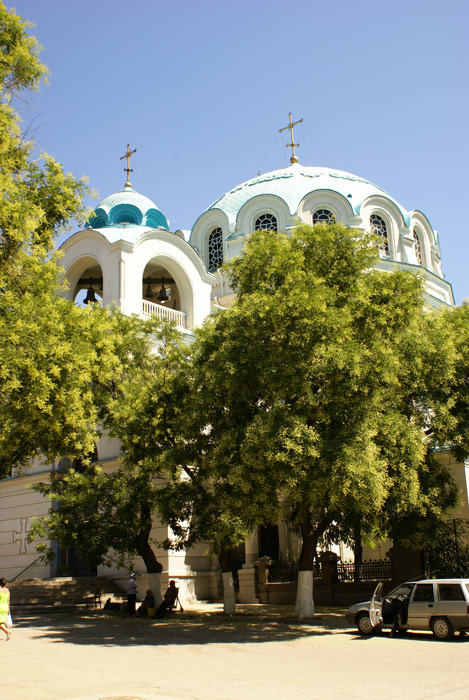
[[86, 185, 169, 231], [204, 163, 410, 225]]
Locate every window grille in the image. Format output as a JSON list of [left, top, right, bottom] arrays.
[[254, 213, 278, 231], [208, 227, 223, 272], [413, 229, 422, 265], [370, 214, 389, 254], [313, 208, 335, 225]]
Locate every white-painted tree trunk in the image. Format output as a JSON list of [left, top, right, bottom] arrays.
[[222, 571, 236, 615], [147, 573, 163, 607], [295, 570, 314, 619]]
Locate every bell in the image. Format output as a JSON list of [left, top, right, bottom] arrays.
[[157, 283, 169, 302], [84, 286, 97, 304], [145, 283, 154, 299]]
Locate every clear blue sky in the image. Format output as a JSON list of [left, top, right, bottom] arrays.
[[11, 0, 469, 303]]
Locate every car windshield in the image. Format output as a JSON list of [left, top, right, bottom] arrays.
[[387, 584, 414, 599]]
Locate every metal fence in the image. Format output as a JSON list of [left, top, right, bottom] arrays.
[[267, 559, 392, 583], [268, 561, 322, 583], [336, 560, 392, 583]]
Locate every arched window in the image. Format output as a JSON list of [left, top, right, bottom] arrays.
[[413, 229, 422, 265], [313, 208, 335, 225], [255, 213, 277, 232], [370, 214, 389, 255], [208, 227, 223, 272]]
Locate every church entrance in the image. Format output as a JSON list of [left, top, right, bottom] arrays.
[[54, 454, 98, 577], [258, 525, 280, 561], [56, 546, 97, 577]]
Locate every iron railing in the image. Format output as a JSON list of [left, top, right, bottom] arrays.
[[8, 555, 42, 584], [337, 560, 392, 583], [267, 559, 392, 583]]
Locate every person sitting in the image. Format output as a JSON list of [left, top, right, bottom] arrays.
[[156, 580, 183, 618], [137, 589, 156, 617]]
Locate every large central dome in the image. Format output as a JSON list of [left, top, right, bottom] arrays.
[[190, 161, 454, 309], [205, 163, 409, 225]]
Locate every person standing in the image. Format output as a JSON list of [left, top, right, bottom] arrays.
[[126, 572, 137, 616], [0, 577, 11, 641]]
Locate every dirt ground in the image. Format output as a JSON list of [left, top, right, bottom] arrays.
[[2, 603, 468, 700]]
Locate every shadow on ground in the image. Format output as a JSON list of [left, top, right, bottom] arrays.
[[12, 606, 350, 647]]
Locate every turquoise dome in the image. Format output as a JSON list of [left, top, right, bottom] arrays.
[[86, 186, 169, 231], [205, 163, 410, 226]]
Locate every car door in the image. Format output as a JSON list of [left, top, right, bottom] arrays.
[[369, 582, 383, 627], [436, 582, 467, 629], [407, 582, 435, 629]]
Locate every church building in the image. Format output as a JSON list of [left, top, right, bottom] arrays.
[[0, 120, 465, 600]]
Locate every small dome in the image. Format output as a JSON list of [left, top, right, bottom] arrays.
[[86, 186, 169, 230], [205, 163, 409, 224]]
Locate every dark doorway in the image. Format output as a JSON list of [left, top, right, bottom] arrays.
[[57, 546, 97, 577], [55, 449, 99, 577], [259, 524, 279, 560]]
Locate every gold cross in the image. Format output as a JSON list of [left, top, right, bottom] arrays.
[[120, 144, 137, 187], [279, 113, 303, 164]]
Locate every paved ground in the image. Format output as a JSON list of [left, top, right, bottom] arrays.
[[2, 603, 469, 700]]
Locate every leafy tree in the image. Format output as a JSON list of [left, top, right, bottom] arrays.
[[424, 519, 469, 578], [98, 315, 260, 611], [0, 2, 122, 475], [31, 311, 261, 611], [30, 316, 197, 581], [29, 315, 168, 574], [427, 301, 469, 461], [189, 223, 458, 617]]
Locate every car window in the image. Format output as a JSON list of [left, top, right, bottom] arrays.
[[412, 584, 434, 602], [388, 584, 414, 599], [438, 583, 466, 601]]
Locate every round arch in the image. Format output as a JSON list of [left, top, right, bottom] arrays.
[[63, 254, 105, 305], [138, 253, 199, 331]]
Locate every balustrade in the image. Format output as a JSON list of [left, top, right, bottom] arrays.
[[141, 299, 186, 330]]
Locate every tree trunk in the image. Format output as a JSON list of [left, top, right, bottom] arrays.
[[135, 504, 163, 573], [295, 521, 316, 619], [219, 548, 236, 615], [134, 525, 163, 604], [136, 537, 163, 573]]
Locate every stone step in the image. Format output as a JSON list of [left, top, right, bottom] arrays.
[[8, 576, 125, 610]]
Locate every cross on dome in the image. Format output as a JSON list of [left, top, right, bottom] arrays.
[[279, 113, 303, 164], [120, 143, 137, 189]]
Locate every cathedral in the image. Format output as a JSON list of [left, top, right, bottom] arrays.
[[0, 120, 465, 601]]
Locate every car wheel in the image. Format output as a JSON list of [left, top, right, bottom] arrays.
[[357, 612, 374, 635], [431, 617, 454, 641]]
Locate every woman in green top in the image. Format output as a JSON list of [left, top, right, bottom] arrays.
[[0, 577, 11, 640]]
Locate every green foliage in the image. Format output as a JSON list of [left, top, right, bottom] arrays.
[[29, 461, 161, 570], [429, 302, 469, 461], [0, 3, 44, 100], [0, 2, 109, 475], [190, 223, 458, 566], [30, 316, 193, 572], [424, 519, 469, 578]]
